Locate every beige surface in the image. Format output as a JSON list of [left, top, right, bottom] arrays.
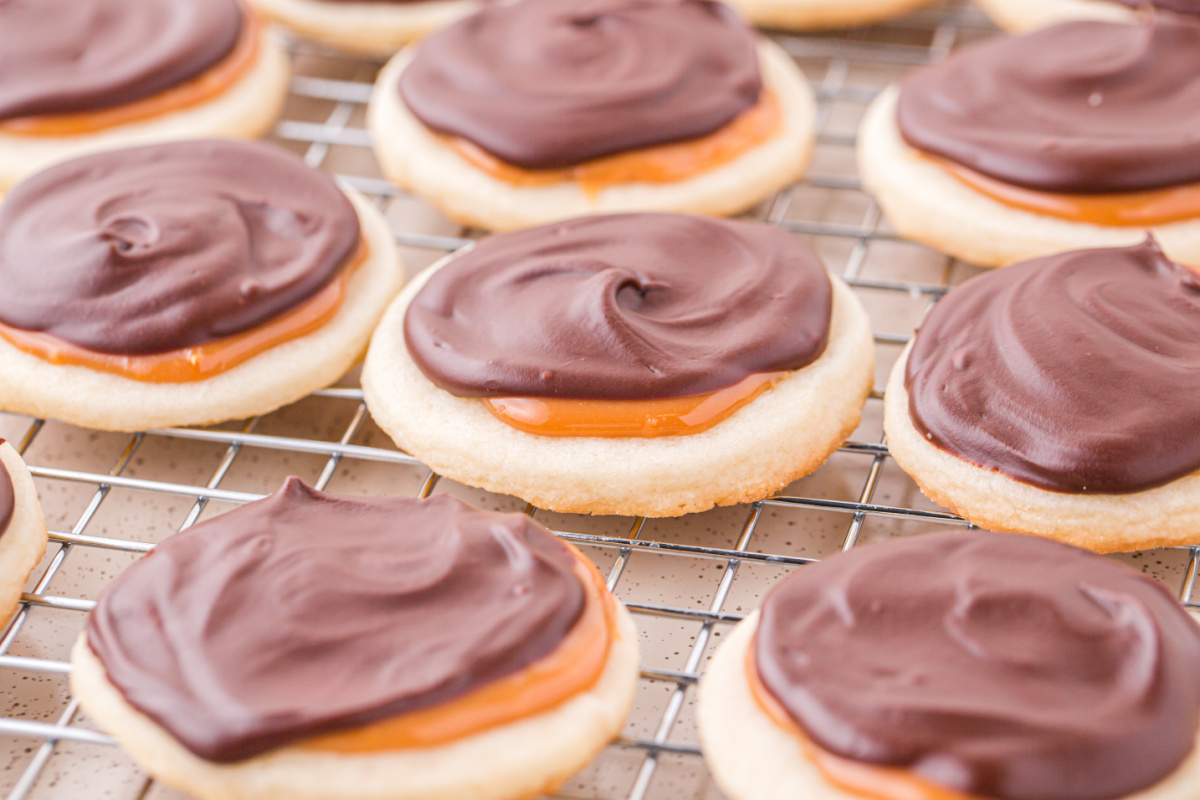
[[884, 344, 1200, 553], [0, 190, 404, 432], [0, 444, 47, 628], [974, 0, 1133, 30], [251, 0, 478, 56], [70, 603, 639, 800], [728, 0, 936, 29], [363, 263, 874, 517], [0, 30, 290, 191], [4, 5, 1200, 800], [858, 87, 1200, 268], [699, 611, 1200, 800], [367, 39, 816, 231]]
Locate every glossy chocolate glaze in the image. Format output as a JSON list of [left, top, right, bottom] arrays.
[[756, 530, 1200, 800], [398, 0, 762, 169], [0, 0, 243, 121], [86, 479, 586, 762], [0, 140, 360, 356], [404, 213, 832, 400], [0, 442, 12, 538], [897, 19, 1200, 193], [1113, 0, 1200, 13], [905, 238, 1200, 493]]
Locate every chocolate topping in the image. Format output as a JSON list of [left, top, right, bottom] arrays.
[[86, 479, 586, 762], [398, 0, 762, 169], [0, 140, 360, 356], [0, 0, 243, 121], [897, 19, 1200, 193], [404, 213, 832, 400], [1113, 0, 1200, 13], [756, 531, 1200, 800], [0, 445, 12, 539], [905, 238, 1200, 493]]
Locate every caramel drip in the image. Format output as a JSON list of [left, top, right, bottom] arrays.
[[937, 156, 1200, 226], [484, 372, 785, 438], [303, 554, 614, 752], [0, 242, 365, 383], [745, 644, 973, 800], [447, 92, 780, 195], [0, 13, 261, 137]]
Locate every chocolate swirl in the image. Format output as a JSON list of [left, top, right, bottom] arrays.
[[398, 0, 762, 169], [905, 238, 1200, 493], [0, 444, 12, 538], [756, 530, 1200, 800], [1113, 0, 1200, 14], [0, 0, 243, 121], [0, 140, 360, 356], [403, 213, 832, 400], [897, 19, 1200, 193], [86, 479, 586, 762]]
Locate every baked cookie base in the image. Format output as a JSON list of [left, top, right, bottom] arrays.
[[0, 443, 48, 628], [727, 0, 935, 30], [362, 258, 874, 518], [974, 0, 1135, 31], [883, 344, 1200, 553], [699, 611, 1200, 800], [0, 29, 290, 191], [366, 39, 816, 231], [0, 189, 403, 432], [857, 87, 1200, 268], [251, 0, 478, 56], [70, 602, 639, 800]]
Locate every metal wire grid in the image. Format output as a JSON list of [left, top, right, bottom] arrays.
[[2, 2, 1198, 798]]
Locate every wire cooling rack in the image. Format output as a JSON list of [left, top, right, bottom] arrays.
[[2, 2, 1198, 797]]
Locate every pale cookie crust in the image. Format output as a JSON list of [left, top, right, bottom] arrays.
[[251, 0, 478, 56], [71, 601, 639, 800], [975, 0, 1136, 31], [366, 39, 816, 232], [0, 189, 403, 432], [0, 30, 290, 191], [699, 612, 1200, 800], [883, 344, 1200, 553], [362, 257, 874, 518], [0, 443, 48, 628], [857, 87, 1200, 268], [726, 0, 934, 30]]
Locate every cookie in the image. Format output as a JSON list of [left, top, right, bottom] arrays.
[[367, 0, 815, 231], [0, 140, 404, 431], [363, 213, 874, 517], [0, 441, 48, 627], [250, 0, 478, 56], [858, 18, 1200, 268], [976, 0, 1198, 32], [0, 0, 288, 190], [699, 530, 1200, 800], [724, 0, 934, 30], [883, 239, 1200, 552], [71, 479, 639, 800]]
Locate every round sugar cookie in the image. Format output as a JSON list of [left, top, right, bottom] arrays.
[[71, 481, 639, 800], [0, 142, 404, 431], [250, 0, 479, 56], [699, 532, 1200, 800], [882, 239, 1200, 553], [0, 442, 48, 627], [0, 0, 289, 190], [975, 0, 1197, 32], [362, 214, 875, 518], [367, 0, 816, 232], [724, 0, 935, 30]]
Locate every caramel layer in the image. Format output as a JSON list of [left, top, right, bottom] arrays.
[[746, 644, 973, 800], [0, 242, 365, 383], [937, 156, 1200, 227], [0, 13, 261, 136], [303, 552, 614, 752], [448, 92, 781, 195], [484, 372, 786, 438]]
